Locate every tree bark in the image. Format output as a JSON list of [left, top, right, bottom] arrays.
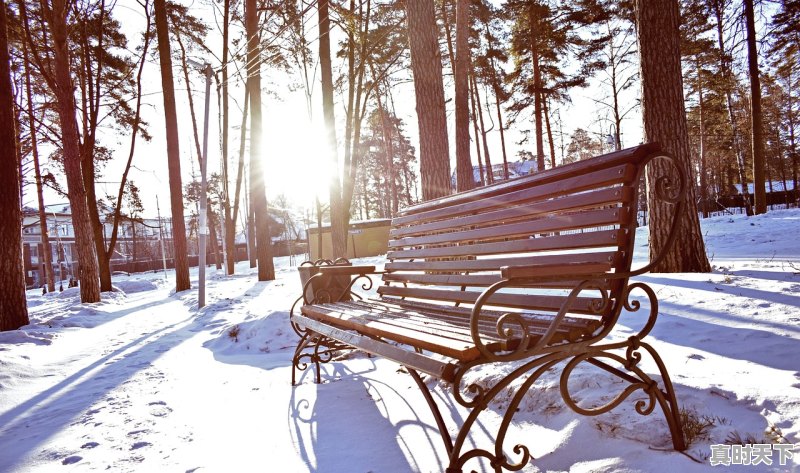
[[744, 0, 767, 214], [44, 0, 101, 301], [635, 0, 711, 272], [454, 0, 473, 192], [154, 0, 190, 291], [0, 0, 29, 330], [246, 0, 275, 280], [407, 0, 451, 200]]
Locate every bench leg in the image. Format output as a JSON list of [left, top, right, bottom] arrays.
[[560, 338, 687, 451], [291, 330, 353, 385], [408, 369, 454, 457], [444, 356, 566, 473]]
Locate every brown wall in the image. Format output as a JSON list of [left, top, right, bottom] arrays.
[[308, 219, 390, 261]]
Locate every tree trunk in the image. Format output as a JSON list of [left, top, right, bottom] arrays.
[[472, 64, 493, 179], [45, 0, 101, 301], [0, 0, 29, 330], [376, 91, 399, 216], [246, 0, 275, 280], [697, 55, 709, 218], [406, 0, 451, 200], [529, 5, 545, 172], [154, 0, 190, 291], [469, 71, 486, 185], [317, 0, 347, 259], [744, 0, 767, 214], [209, 204, 221, 269], [22, 36, 54, 293], [107, 0, 151, 287], [454, 0, 473, 192], [635, 0, 711, 272], [232, 88, 249, 266], [544, 96, 556, 168], [711, 0, 753, 216], [221, 0, 235, 275], [486, 23, 509, 180]]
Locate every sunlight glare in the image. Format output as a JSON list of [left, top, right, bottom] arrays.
[[263, 110, 333, 209]]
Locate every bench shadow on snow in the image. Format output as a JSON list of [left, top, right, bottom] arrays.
[[289, 361, 446, 473]]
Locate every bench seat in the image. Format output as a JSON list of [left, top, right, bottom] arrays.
[[301, 297, 604, 368]]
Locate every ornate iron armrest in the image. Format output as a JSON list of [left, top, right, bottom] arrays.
[[298, 267, 380, 306], [470, 271, 614, 362]]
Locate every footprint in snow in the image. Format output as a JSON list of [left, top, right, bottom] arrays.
[[62, 455, 82, 465], [148, 401, 172, 417], [81, 442, 100, 449], [131, 441, 151, 450]]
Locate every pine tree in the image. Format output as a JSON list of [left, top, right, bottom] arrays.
[[634, 0, 711, 272], [406, 0, 451, 200], [154, 0, 191, 291], [0, 0, 29, 331]]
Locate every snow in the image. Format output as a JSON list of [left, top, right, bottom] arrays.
[[2, 210, 800, 472]]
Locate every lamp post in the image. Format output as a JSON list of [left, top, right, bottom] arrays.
[[189, 59, 213, 309]]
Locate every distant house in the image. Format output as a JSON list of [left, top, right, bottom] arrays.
[[732, 181, 796, 194], [451, 160, 540, 188], [21, 203, 172, 287]]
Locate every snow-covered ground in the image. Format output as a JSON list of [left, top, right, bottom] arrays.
[[1, 210, 799, 472]]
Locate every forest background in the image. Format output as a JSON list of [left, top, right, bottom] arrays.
[[0, 0, 797, 328]]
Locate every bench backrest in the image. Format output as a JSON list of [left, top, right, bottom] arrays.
[[379, 144, 664, 330]]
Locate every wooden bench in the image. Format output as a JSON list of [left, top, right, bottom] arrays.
[[290, 143, 687, 472]]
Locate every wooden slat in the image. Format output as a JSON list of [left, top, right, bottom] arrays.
[[383, 273, 504, 287], [390, 187, 634, 238], [500, 262, 611, 279], [362, 299, 603, 332], [389, 207, 628, 249], [376, 286, 605, 314], [396, 144, 656, 219], [301, 304, 489, 361], [327, 301, 507, 342], [384, 251, 622, 272], [387, 229, 626, 260], [329, 300, 596, 347], [292, 314, 458, 380], [392, 164, 636, 226]]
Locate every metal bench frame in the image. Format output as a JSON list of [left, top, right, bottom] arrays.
[[290, 144, 687, 472]]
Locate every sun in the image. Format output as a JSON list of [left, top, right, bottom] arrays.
[[262, 107, 333, 209]]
